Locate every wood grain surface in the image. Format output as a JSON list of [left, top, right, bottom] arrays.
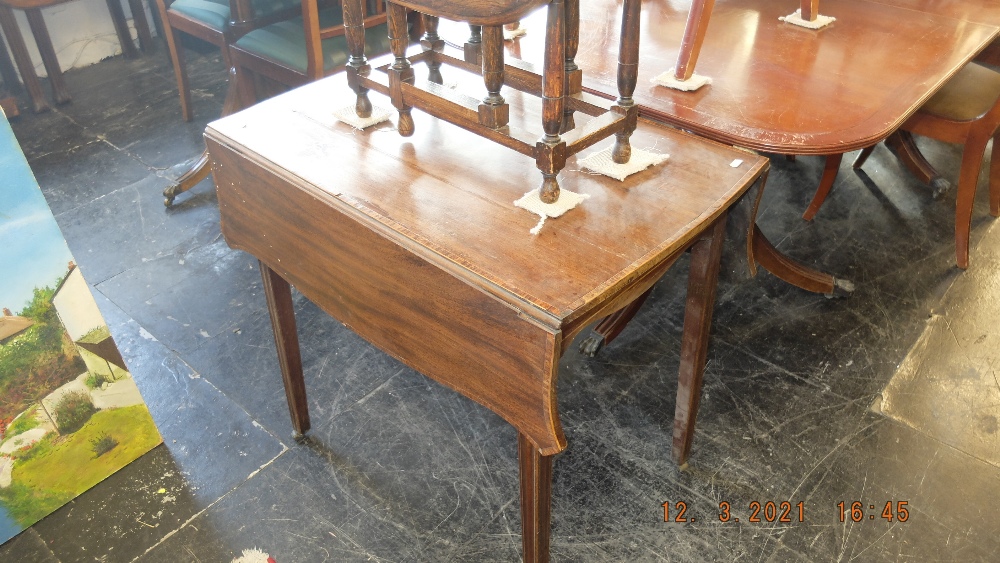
[[207, 74, 766, 454], [493, 0, 998, 154]]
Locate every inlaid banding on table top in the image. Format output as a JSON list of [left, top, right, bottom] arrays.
[[207, 77, 768, 324]]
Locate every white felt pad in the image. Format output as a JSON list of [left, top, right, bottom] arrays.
[[503, 25, 527, 41], [332, 105, 392, 130], [578, 145, 669, 182], [779, 9, 836, 29], [651, 70, 712, 91], [514, 188, 590, 235]]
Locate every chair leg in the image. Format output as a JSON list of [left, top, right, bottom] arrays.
[[802, 153, 843, 221], [0, 28, 21, 94], [991, 134, 1000, 218], [954, 134, 990, 270], [24, 9, 72, 104], [127, 0, 155, 53], [852, 144, 876, 169], [0, 7, 49, 112], [155, 1, 193, 121], [105, 0, 140, 59]]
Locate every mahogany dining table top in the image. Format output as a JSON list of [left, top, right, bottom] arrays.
[[501, 0, 999, 155]]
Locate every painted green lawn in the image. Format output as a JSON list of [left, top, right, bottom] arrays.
[[0, 405, 161, 526]]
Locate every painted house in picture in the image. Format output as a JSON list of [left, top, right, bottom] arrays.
[[0, 114, 161, 546]]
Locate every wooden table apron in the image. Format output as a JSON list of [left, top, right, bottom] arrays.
[[206, 76, 767, 558]]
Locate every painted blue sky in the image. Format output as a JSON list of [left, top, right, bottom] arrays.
[[1, 120, 73, 315]]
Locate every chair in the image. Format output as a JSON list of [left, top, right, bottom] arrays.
[[157, 0, 302, 205], [155, 0, 300, 122], [805, 62, 1000, 269], [227, 0, 390, 101], [0, 0, 152, 112]]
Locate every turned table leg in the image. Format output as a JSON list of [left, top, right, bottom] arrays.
[[518, 432, 553, 563], [260, 261, 311, 439]]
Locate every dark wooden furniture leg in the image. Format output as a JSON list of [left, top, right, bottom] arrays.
[[886, 130, 950, 197], [801, 0, 819, 21], [0, 25, 21, 94], [518, 432, 553, 563], [671, 215, 725, 466], [852, 145, 875, 169], [673, 0, 715, 81], [24, 9, 72, 104], [751, 224, 854, 296], [802, 152, 843, 220], [126, 0, 155, 53], [105, 0, 140, 59], [0, 96, 17, 116], [0, 7, 48, 112], [259, 261, 311, 439], [163, 67, 245, 206], [578, 287, 654, 357]]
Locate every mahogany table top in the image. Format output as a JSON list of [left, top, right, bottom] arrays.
[[864, 0, 1000, 24], [206, 75, 767, 328], [503, 0, 998, 155]]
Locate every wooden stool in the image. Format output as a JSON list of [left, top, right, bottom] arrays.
[[343, 0, 641, 203]]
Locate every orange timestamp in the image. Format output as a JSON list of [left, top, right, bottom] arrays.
[[662, 501, 805, 523]]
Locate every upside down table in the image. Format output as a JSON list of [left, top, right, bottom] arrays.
[[207, 75, 767, 561]]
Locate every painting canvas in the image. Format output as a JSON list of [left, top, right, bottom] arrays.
[[0, 115, 161, 545]]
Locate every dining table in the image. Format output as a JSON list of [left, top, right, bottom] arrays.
[[477, 0, 999, 292]]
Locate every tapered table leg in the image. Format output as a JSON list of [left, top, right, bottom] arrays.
[[260, 261, 311, 439], [672, 216, 726, 466], [518, 432, 553, 563]]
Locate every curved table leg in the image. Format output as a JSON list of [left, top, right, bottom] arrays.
[[887, 130, 950, 198], [751, 224, 854, 297], [163, 150, 211, 206], [578, 286, 654, 357], [164, 66, 247, 206], [802, 153, 843, 220]]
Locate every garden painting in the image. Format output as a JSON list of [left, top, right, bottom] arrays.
[[0, 123, 161, 545]]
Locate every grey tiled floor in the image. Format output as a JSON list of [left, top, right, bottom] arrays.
[[2, 44, 1000, 562]]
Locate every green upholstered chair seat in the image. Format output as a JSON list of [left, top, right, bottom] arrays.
[[235, 9, 391, 73], [169, 0, 230, 31], [170, 0, 299, 32]]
